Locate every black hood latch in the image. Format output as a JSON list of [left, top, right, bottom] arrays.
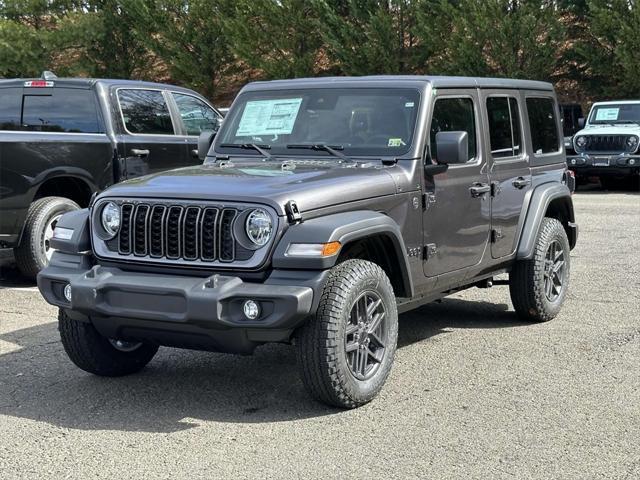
[[285, 200, 302, 224]]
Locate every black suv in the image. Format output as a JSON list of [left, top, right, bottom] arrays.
[[37, 76, 577, 408], [0, 73, 221, 278]]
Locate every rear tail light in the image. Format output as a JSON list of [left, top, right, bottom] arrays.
[[23, 80, 54, 88]]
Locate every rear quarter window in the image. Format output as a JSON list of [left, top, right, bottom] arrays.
[[527, 97, 560, 155], [0, 87, 24, 130], [21, 88, 104, 133]]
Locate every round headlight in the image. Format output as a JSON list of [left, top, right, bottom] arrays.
[[245, 209, 272, 247], [627, 135, 638, 151], [101, 201, 120, 237], [575, 136, 587, 149]]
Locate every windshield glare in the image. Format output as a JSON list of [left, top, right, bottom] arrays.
[[216, 88, 420, 157], [590, 103, 640, 124]]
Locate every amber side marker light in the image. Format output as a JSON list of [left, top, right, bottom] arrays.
[[285, 241, 342, 257]]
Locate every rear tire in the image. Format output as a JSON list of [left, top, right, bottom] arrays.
[[296, 259, 398, 408], [14, 196, 80, 279], [509, 218, 570, 322], [58, 309, 158, 377]]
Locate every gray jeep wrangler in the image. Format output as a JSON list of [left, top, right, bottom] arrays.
[[37, 76, 578, 408]]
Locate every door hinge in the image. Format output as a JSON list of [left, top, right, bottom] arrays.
[[423, 243, 437, 260], [422, 192, 436, 210], [491, 228, 503, 243], [491, 182, 501, 197], [285, 200, 302, 224]]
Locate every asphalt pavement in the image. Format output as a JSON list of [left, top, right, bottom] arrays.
[[0, 189, 638, 479]]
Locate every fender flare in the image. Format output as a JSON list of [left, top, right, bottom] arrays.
[[517, 183, 577, 259], [272, 210, 414, 297]]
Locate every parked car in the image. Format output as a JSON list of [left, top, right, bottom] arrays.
[[567, 100, 640, 190], [560, 103, 583, 155], [0, 72, 222, 278], [37, 75, 577, 408]]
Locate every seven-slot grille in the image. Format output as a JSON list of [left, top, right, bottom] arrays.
[[581, 135, 629, 153], [117, 203, 238, 262]]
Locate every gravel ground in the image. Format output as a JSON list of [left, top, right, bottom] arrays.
[[0, 190, 638, 479]]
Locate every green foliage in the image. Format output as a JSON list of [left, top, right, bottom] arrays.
[[225, 0, 322, 79], [574, 0, 640, 98]]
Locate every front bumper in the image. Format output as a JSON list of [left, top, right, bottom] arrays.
[[566, 153, 640, 178], [38, 252, 326, 354]]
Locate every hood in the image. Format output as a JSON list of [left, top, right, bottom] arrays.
[[577, 124, 640, 136], [99, 161, 398, 215]]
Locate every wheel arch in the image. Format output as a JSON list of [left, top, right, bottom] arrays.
[[33, 175, 95, 208], [272, 210, 414, 298], [517, 183, 577, 259]]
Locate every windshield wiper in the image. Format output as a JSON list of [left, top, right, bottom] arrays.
[[286, 143, 354, 164], [219, 143, 273, 159], [616, 120, 640, 126]]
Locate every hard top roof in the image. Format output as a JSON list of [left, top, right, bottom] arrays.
[[0, 76, 202, 94], [242, 75, 554, 92]]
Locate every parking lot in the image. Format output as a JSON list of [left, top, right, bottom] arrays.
[[0, 189, 638, 479]]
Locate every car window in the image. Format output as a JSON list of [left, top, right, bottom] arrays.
[[172, 93, 218, 136], [20, 88, 103, 133], [527, 97, 560, 154], [118, 89, 174, 135], [0, 88, 22, 131], [429, 97, 477, 162], [487, 96, 522, 158]]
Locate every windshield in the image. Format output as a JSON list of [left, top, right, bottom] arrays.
[[589, 103, 640, 125], [216, 88, 420, 158]]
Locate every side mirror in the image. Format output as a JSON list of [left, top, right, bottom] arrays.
[[435, 131, 468, 165], [197, 129, 217, 161], [578, 117, 585, 128]]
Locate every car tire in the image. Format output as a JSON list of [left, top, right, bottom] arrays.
[[509, 217, 570, 322], [58, 309, 159, 377], [296, 259, 398, 408], [14, 196, 80, 279]]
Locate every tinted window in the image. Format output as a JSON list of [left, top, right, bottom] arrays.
[[487, 96, 522, 158], [0, 88, 22, 130], [173, 93, 218, 135], [429, 97, 477, 162], [21, 89, 103, 133], [527, 97, 560, 154], [118, 89, 174, 135]]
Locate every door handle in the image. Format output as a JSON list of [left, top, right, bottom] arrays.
[[513, 177, 531, 189], [130, 148, 150, 157], [469, 183, 491, 197]]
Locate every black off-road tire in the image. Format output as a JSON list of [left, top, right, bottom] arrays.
[[509, 218, 571, 322], [14, 196, 80, 279], [58, 309, 158, 377], [296, 259, 399, 408]]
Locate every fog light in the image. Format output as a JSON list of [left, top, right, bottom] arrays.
[[571, 159, 576, 165], [63, 283, 72, 302], [630, 159, 636, 165], [243, 300, 260, 320]]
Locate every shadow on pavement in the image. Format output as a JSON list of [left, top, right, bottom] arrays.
[[0, 298, 526, 433]]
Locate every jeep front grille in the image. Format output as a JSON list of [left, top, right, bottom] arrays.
[[582, 135, 627, 153], [117, 203, 239, 262]]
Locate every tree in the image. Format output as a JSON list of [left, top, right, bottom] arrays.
[[415, 0, 566, 81], [225, 0, 323, 79], [573, 0, 640, 98]]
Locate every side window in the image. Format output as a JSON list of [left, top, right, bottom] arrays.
[[429, 97, 477, 162], [118, 89, 174, 135], [527, 97, 560, 154], [0, 88, 22, 130], [20, 88, 103, 133], [172, 93, 218, 135], [486, 96, 522, 158]]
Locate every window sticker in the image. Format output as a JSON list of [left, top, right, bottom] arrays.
[[388, 138, 405, 147], [595, 108, 619, 121], [236, 98, 303, 136]]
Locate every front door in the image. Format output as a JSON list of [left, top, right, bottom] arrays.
[[481, 91, 532, 258], [423, 90, 491, 277], [116, 88, 188, 178], [169, 91, 221, 163]]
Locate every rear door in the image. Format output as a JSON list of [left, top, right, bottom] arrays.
[[481, 90, 532, 259], [169, 91, 221, 162], [115, 88, 187, 177], [422, 89, 491, 277]]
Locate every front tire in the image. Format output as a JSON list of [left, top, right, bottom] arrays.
[[14, 196, 80, 279], [509, 218, 570, 322], [58, 309, 158, 377], [296, 259, 399, 408]]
